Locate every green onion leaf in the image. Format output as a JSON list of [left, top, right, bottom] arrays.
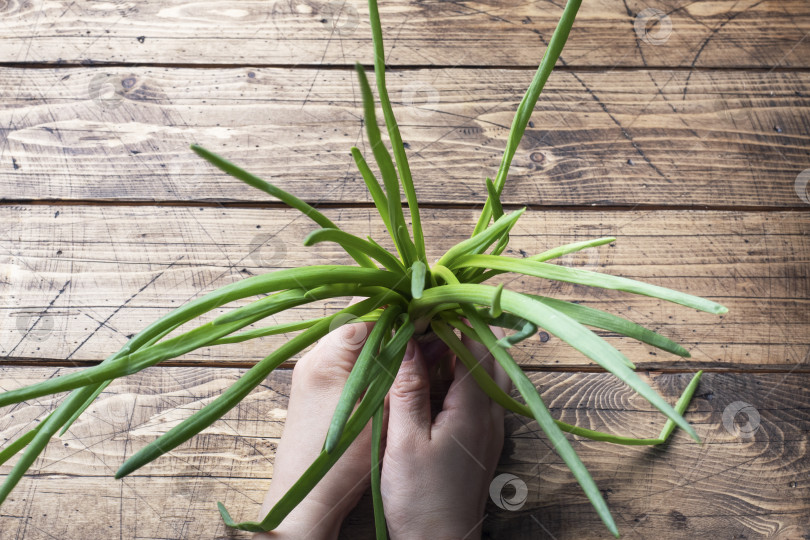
[[371, 402, 388, 540], [489, 282, 504, 318], [117, 295, 390, 479], [220, 316, 415, 531], [410, 284, 700, 442], [410, 261, 427, 299], [437, 209, 525, 268], [461, 305, 619, 537], [453, 254, 728, 315], [191, 145, 375, 269], [304, 228, 406, 274], [472, 0, 582, 235], [366, 0, 425, 263], [324, 305, 402, 453]]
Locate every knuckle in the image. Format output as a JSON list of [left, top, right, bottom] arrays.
[[292, 348, 353, 390], [390, 366, 428, 402]]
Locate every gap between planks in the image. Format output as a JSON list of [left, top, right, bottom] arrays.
[[4, 62, 810, 72], [1, 359, 806, 374], [3, 199, 810, 213]]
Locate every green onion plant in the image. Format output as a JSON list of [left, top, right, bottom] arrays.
[[0, 0, 726, 537]]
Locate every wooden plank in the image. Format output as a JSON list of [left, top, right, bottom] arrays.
[[1, 0, 808, 68], [0, 367, 807, 538], [1, 67, 808, 207], [1, 205, 807, 369]]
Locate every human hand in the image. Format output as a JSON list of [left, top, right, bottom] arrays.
[[253, 318, 376, 540], [380, 326, 510, 540]]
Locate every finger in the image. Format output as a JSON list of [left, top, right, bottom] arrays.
[[439, 326, 504, 420], [492, 350, 512, 394], [460, 322, 506, 378], [387, 340, 431, 445], [293, 296, 375, 390]]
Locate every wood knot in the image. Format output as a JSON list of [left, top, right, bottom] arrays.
[[669, 509, 688, 529]]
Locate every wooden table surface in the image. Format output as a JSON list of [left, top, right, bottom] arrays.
[[1, 1, 809, 538]]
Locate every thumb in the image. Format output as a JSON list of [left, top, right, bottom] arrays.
[[387, 340, 431, 445]]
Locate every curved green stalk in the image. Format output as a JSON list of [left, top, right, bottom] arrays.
[[470, 236, 617, 284], [371, 402, 387, 539], [432, 319, 703, 445], [350, 147, 393, 234], [461, 305, 618, 537], [489, 283, 504, 318], [497, 318, 537, 348], [304, 228, 407, 274], [366, 0, 425, 263], [191, 145, 375, 269], [116, 295, 390, 479], [437, 209, 525, 269], [472, 0, 582, 235], [410, 261, 427, 299], [218, 315, 415, 531], [411, 284, 699, 442], [324, 305, 402, 452], [453, 254, 728, 314]]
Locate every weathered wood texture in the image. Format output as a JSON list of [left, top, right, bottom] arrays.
[[0, 367, 807, 539], [1, 0, 808, 68], [2, 0, 808, 537], [2, 205, 807, 370], [2, 67, 809, 207]]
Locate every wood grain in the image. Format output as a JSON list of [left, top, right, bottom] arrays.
[[2, 205, 807, 369], [0, 0, 808, 68], [1, 67, 808, 207], [0, 367, 807, 538], [2, 0, 808, 536]]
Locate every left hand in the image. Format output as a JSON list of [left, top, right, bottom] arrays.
[[253, 317, 376, 540]]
